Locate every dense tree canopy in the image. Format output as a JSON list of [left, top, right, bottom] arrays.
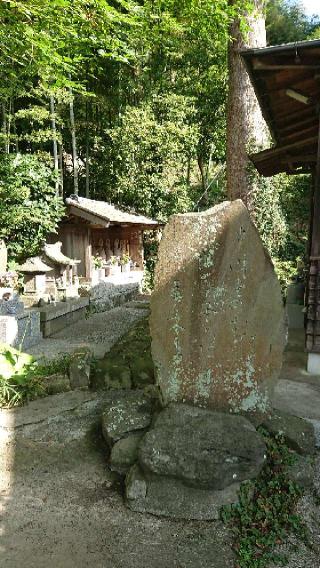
[[0, 154, 64, 260], [0, 0, 317, 284]]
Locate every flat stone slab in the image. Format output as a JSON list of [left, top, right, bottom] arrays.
[[28, 305, 148, 360], [0, 390, 111, 445], [273, 379, 320, 422], [126, 464, 241, 520], [0, 390, 96, 430]]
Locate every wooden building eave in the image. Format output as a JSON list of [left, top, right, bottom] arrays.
[[67, 204, 110, 228]]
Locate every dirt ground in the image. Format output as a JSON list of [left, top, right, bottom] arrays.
[[1, 326, 320, 568]]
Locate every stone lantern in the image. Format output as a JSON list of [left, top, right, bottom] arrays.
[[18, 257, 52, 301]]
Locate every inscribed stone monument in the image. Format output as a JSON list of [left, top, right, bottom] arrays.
[[150, 200, 286, 416]]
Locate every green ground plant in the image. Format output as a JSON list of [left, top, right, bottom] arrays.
[[35, 354, 72, 377], [0, 346, 44, 407], [221, 428, 306, 568], [0, 345, 72, 407]]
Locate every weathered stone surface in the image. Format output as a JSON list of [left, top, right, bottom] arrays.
[[262, 411, 316, 455], [101, 390, 153, 446], [126, 464, 241, 520], [110, 431, 145, 474], [138, 404, 266, 490], [150, 200, 286, 415], [69, 347, 91, 389]]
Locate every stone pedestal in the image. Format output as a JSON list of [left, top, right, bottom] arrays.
[[307, 353, 320, 375], [0, 316, 18, 345], [0, 240, 7, 273]]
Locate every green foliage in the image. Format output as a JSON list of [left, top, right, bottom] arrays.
[[0, 345, 44, 407], [221, 428, 306, 568], [247, 165, 310, 293], [266, 0, 320, 45], [99, 94, 199, 220], [0, 0, 313, 292], [0, 153, 65, 261], [273, 258, 301, 295], [0, 346, 72, 408], [248, 172, 288, 259]]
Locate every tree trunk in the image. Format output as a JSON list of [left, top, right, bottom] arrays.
[[59, 143, 64, 197], [85, 97, 90, 198], [69, 88, 79, 196], [226, 0, 269, 204], [50, 94, 59, 195], [2, 103, 8, 154], [12, 100, 18, 153]]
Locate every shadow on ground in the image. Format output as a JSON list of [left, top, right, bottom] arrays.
[[1, 327, 320, 567]]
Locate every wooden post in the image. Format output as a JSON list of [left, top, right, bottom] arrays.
[[306, 113, 320, 354]]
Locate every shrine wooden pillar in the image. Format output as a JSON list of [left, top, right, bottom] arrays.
[[306, 113, 320, 370]]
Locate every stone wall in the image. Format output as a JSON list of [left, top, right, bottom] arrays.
[[89, 274, 143, 314]]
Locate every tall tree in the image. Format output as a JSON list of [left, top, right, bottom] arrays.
[[226, 0, 269, 204]]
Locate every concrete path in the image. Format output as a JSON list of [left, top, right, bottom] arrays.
[[28, 305, 149, 360], [274, 329, 320, 447]]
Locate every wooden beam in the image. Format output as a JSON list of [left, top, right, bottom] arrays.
[[281, 155, 317, 163], [281, 115, 316, 133], [252, 61, 320, 71], [250, 135, 318, 162], [282, 124, 318, 143]]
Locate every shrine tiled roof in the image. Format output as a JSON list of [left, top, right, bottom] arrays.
[[66, 196, 160, 227]]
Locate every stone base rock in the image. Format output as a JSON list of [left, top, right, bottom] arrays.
[[110, 431, 145, 474], [126, 464, 241, 520], [262, 411, 316, 455], [138, 404, 266, 490], [101, 390, 154, 446]]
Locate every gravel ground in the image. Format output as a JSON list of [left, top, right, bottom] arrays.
[[28, 306, 149, 360]]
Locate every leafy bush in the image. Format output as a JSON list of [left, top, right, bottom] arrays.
[[0, 153, 65, 261], [0, 345, 72, 407], [0, 345, 44, 407]]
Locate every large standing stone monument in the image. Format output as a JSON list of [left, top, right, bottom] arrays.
[[150, 200, 286, 416]]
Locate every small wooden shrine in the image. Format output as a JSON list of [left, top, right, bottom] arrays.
[[53, 196, 161, 279], [241, 38, 320, 373]]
